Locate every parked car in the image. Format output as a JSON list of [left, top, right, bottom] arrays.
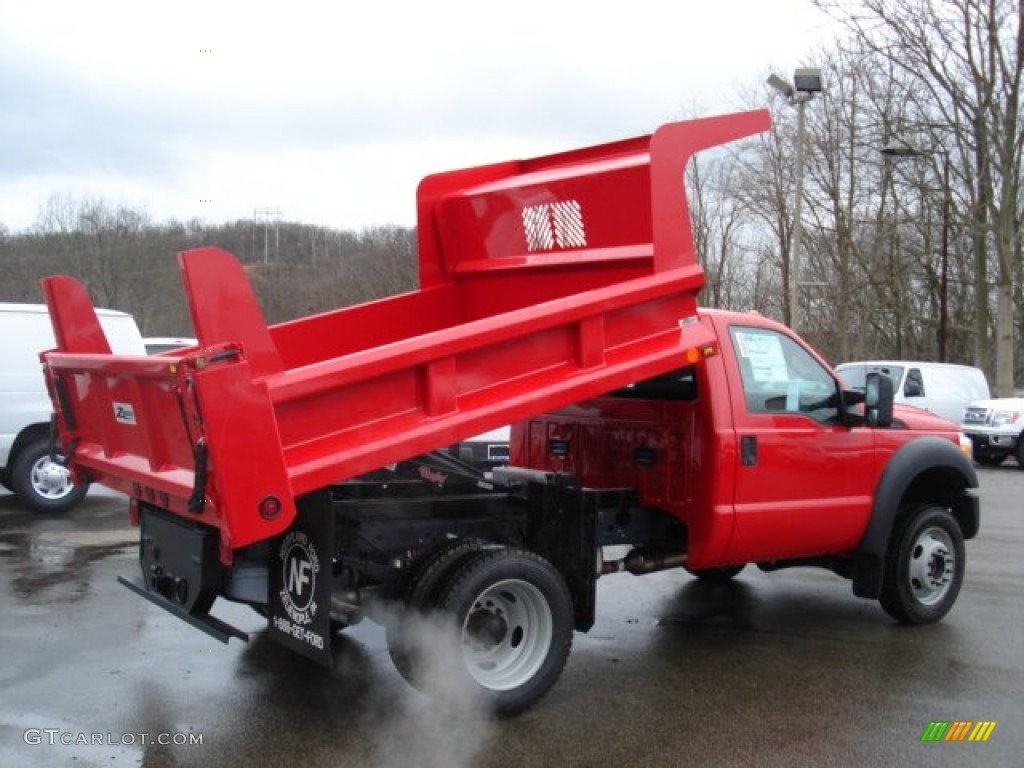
[[835, 360, 990, 424], [143, 336, 198, 354], [0, 303, 146, 512], [961, 396, 1024, 467]]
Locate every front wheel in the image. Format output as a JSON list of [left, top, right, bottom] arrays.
[[1015, 436, 1024, 469], [880, 504, 965, 624], [9, 437, 89, 513]]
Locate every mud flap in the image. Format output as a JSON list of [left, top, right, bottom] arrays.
[[268, 491, 333, 666]]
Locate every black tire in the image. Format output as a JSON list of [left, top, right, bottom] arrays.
[[684, 564, 746, 582], [9, 437, 89, 513], [0, 469, 12, 493], [385, 538, 487, 677], [974, 453, 1006, 467], [880, 504, 965, 624], [404, 538, 490, 611], [396, 548, 574, 716], [1015, 436, 1024, 469]]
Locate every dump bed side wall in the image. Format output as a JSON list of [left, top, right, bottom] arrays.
[[270, 275, 715, 496]]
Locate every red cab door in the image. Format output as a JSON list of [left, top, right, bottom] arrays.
[[719, 321, 875, 563]]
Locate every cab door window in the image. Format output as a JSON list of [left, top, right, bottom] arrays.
[[729, 326, 838, 423]]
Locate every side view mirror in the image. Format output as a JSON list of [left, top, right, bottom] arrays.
[[865, 372, 894, 427]]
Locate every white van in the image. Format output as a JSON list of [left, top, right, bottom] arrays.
[[143, 336, 197, 355], [0, 303, 146, 512], [835, 360, 991, 424]]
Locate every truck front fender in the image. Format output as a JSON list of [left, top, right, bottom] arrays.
[[851, 436, 979, 598]]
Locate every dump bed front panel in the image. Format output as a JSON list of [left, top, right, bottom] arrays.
[[41, 110, 771, 555]]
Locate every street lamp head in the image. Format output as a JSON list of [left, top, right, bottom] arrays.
[[881, 143, 925, 158], [766, 73, 794, 99], [793, 68, 822, 94], [768, 68, 822, 105]]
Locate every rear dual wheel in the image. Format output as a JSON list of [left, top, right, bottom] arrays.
[[385, 538, 487, 678], [386, 544, 573, 716]]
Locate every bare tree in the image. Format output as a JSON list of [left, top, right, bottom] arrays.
[[8, 196, 419, 338], [734, 96, 802, 325], [689, 154, 769, 311], [815, 0, 1023, 392]]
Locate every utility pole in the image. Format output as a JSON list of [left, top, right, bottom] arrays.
[[767, 68, 823, 332], [790, 97, 809, 332], [254, 207, 282, 264]]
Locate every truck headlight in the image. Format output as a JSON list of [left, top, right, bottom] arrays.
[[992, 410, 1021, 426]]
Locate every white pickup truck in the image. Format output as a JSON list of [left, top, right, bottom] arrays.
[[961, 396, 1024, 467]]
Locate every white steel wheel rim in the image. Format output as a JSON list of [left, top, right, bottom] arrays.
[[460, 578, 552, 691], [907, 526, 955, 606], [31, 455, 74, 500]]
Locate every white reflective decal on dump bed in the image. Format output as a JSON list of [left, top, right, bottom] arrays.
[[113, 402, 137, 425], [522, 200, 586, 251]]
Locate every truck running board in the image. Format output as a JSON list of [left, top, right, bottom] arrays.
[[118, 575, 249, 645]]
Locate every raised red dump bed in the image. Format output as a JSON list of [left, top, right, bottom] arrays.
[[40, 110, 769, 558]]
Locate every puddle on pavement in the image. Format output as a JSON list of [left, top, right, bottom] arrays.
[[0, 510, 137, 603]]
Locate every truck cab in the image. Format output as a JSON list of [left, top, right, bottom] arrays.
[[515, 308, 977, 612]]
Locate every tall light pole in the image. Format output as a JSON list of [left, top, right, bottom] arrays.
[[880, 143, 950, 361], [767, 68, 822, 332]]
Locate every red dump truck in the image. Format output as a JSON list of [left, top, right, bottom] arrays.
[[39, 109, 979, 715]]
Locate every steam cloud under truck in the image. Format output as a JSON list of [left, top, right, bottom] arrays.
[[40, 109, 979, 715]]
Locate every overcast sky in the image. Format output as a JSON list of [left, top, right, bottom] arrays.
[[0, 0, 838, 234]]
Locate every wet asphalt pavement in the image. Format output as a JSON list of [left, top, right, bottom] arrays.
[[1, 470, 1022, 768]]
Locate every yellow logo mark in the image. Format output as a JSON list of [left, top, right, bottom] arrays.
[[967, 721, 997, 742]]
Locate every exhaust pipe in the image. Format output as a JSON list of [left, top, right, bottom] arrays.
[[602, 547, 687, 576]]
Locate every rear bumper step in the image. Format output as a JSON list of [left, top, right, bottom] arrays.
[[118, 575, 249, 644]]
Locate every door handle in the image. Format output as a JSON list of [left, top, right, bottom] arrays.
[[741, 435, 757, 466]]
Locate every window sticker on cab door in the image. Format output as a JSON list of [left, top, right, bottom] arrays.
[[734, 330, 788, 384]]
